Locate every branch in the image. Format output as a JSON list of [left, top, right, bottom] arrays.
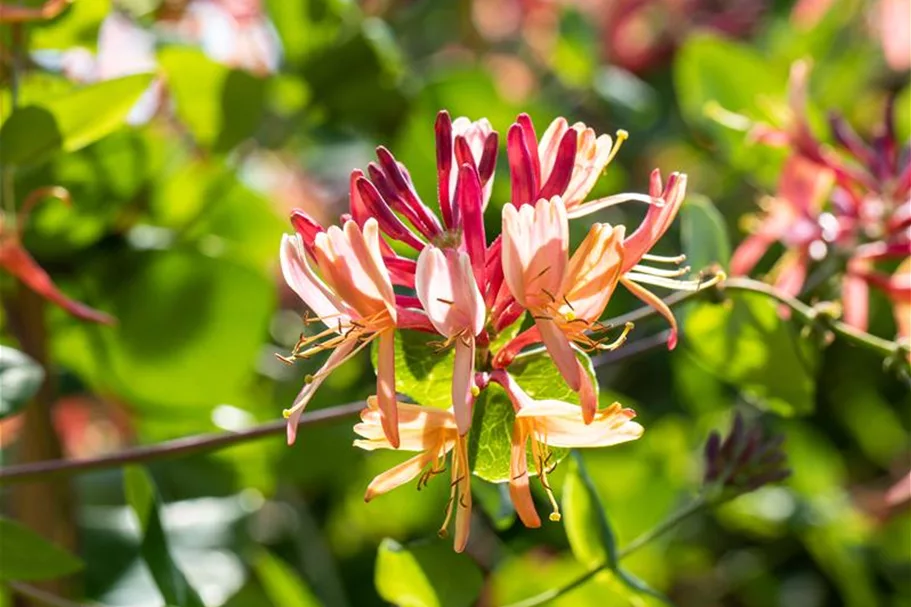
[[600, 274, 906, 364], [721, 277, 903, 360], [0, 401, 364, 485]]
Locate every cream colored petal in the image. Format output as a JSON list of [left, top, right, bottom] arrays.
[[364, 450, 438, 502]]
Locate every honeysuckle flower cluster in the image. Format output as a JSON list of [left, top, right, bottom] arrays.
[[278, 110, 717, 551], [729, 61, 910, 343]]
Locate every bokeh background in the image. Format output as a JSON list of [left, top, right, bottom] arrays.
[[0, 0, 909, 606]]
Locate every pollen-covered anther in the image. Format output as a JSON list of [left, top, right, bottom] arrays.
[[604, 129, 629, 167]]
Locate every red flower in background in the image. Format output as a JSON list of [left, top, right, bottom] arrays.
[[731, 61, 910, 339], [0, 188, 114, 324]]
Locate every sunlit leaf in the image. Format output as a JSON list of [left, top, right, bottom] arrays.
[[674, 34, 787, 186], [252, 549, 322, 607], [0, 347, 44, 419], [0, 517, 84, 581], [159, 48, 266, 152], [684, 291, 818, 416], [0, 74, 154, 166], [123, 466, 205, 607], [467, 349, 594, 482], [375, 538, 483, 607]]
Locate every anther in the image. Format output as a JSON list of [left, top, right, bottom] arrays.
[[282, 409, 292, 419]]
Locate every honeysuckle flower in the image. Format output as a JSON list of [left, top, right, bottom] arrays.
[[724, 65, 909, 339], [619, 169, 724, 349], [730, 156, 838, 298], [499, 196, 630, 422], [506, 113, 658, 216], [415, 246, 485, 434], [490, 370, 643, 527], [0, 187, 114, 324], [279, 219, 401, 447], [354, 397, 472, 552], [845, 248, 911, 342]]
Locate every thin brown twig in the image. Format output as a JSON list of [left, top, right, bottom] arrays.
[[0, 401, 364, 485]]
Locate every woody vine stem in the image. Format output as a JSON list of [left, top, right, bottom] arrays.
[[0, 275, 906, 487]]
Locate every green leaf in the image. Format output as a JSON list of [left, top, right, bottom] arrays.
[[52, 250, 274, 417], [252, 549, 322, 607], [563, 453, 669, 603], [467, 349, 594, 482], [680, 195, 731, 273], [674, 34, 787, 186], [0, 74, 154, 166], [123, 466, 205, 607], [684, 291, 818, 416], [0, 347, 44, 419], [383, 330, 456, 409], [472, 479, 516, 531], [301, 18, 409, 136], [375, 538, 483, 607], [159, 48, 266, 152], [0, 517, 84, 581]]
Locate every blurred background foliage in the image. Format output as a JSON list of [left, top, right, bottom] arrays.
[[0, 0, 908, 606]]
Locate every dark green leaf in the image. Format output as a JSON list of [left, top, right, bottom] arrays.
[[563, 453, 670, 603], [0, 347, 44, 419], [472, 479, 516, 531], [0, 74, 154, 166], [301, 18, 409, 136], [680, 195, 731, 273], [684, 291, 818, 416], [123, 466, 205, 607], [0, 517, 83, 581], [375, 538, 483, 607]]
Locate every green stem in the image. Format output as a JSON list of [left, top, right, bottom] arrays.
[[722, 277, 902, 360], [504, 496, 707, 607]]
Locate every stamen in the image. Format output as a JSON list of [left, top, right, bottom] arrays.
[[275, 353, 296, 365], [625, 272, 718, 292], [282, 409, 292, 419], [642, 253, 687, 264], [531, 433, 561, 522], [437, 298, 455, 305], [605, 129, 629, 166], [631, 263, 693, 278], [541, 288, 556, 303]]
